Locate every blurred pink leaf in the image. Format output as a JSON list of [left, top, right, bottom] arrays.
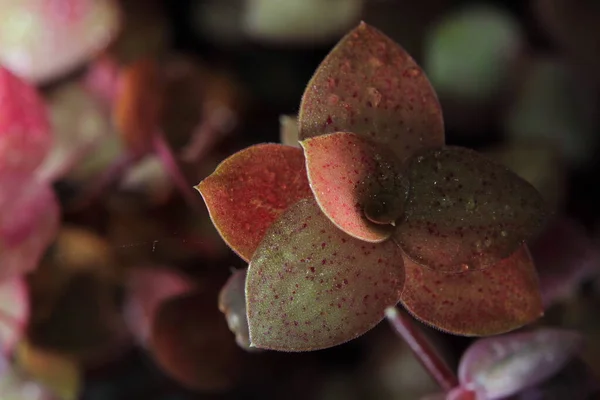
[[124, 266, 194, 346], [246, 197, 404, 351], [0, 173, 60, 280], [395, 146, 547, 273], [0, 67, 51, 175], [0, 277, 28, 354], [458, 328, 582, 399], [298, 22, 444, 164], [301, 132, 407, 242], [0, 0, 121, 84]]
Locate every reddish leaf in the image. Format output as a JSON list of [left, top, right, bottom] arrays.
[[400, 245, 543, 336], [298, 22, 444, 164], [301, 132, 408, 242], [196, 144, 312, 262], [0, 67, 52, 175], [0, 0, 121, 84], [151, 290, 242, 391], [0, 173, 60, 281], [395, 146, 547, 273], [0, 277, 28, 354], [124, 266, 194, 346], [114, 58, 163, 155], [218, 268, 257, 351], [458, 328, 582, 399], [246, 197, 405, 351]]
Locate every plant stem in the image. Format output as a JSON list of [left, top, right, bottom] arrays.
[[385, 306, 458, 392]]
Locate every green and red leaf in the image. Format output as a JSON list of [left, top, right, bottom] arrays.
[[196, 144, 312, 262], [395, 146, 547, 273], [246, 197, 405, 351], [301, 132, 407, 242], [400, 245, 543, 336], [298, 22, 444, 163]]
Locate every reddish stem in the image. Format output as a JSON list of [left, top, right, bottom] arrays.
[[385, 306, 458, 392], [151, 132, 203, 213]]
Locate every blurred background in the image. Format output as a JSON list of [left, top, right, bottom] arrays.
[[0, 0, 599, 399]]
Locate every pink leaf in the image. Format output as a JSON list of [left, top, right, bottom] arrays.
[[246, 197, 405, 351], [400, 246, 543, 336], [0, 173, 60, 280], [301, 132, 408, 242], [124, 266, 194, 346], [395, 146, 547, 272], [0, 277, 29, 355], [458, 328, 582, 399], [0, 0, 121, 84], [0, 67, 52, 175], [298, 22, 444, 164], [196, 144, 312, 262]]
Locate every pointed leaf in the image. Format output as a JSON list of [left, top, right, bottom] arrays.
[[400, 245, 543, 336], [196, 144, 312, 262], [0, 0, 121, 84], [0, 277, 29, 354], [246, 197, 404, 351], [301, 132, 408, 242], [0, 67, 52, 175], [458, 328, 582, 399], [298, 22, 444, 163], [395, 146, 547, 272]]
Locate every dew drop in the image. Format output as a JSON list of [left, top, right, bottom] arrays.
[[461, 263, 471, 271], [500, 230, 508, 237], [366, 87, 382, 107], [328, 94, 340, 105], [406, 67, 421, 77], [484, 238, 492, 248], [465, 197, 476, 211]]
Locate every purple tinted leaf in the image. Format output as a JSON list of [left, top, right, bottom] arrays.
[[458, 328, 583, 399]]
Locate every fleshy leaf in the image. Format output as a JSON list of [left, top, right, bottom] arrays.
[[151, 290, 241, 391], [458, 328, 582, 399], [0, 0, 121, 84], [114, 58, 163, 155], [0, 67, 52, 175], [124, 266, 194, 346], [0, 277, 29, 354], [0, 173, 60, 281], [400, 245, 543, 336], [218, 268, 257, 352], [301, 132, 408, 242], [246, 197, 404, 351], [298, 22, 444, 164], [395, 146, 547, 272], [196, 144, 312, 262]]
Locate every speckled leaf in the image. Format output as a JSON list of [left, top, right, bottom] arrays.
[[246, 197, 405, 351], [114, 58, 163, 155], [400, 245, 543, 336], [298, 22, 444, 164], [395, 146, 547, 272], [458, 328, 582, 399], [0, 277, 28, 354], [0, 67, 52, 175], [301, 132, 408, 242], [196, 144, 312, 262]]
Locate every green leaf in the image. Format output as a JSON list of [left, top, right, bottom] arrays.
[[395, 146, 548, 272], [196, 144, 312, 262], [400, 245, 543, 336], [298, 22, 444, 164], [246, 197, 404, 351], [301, 132, 407, 242]]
